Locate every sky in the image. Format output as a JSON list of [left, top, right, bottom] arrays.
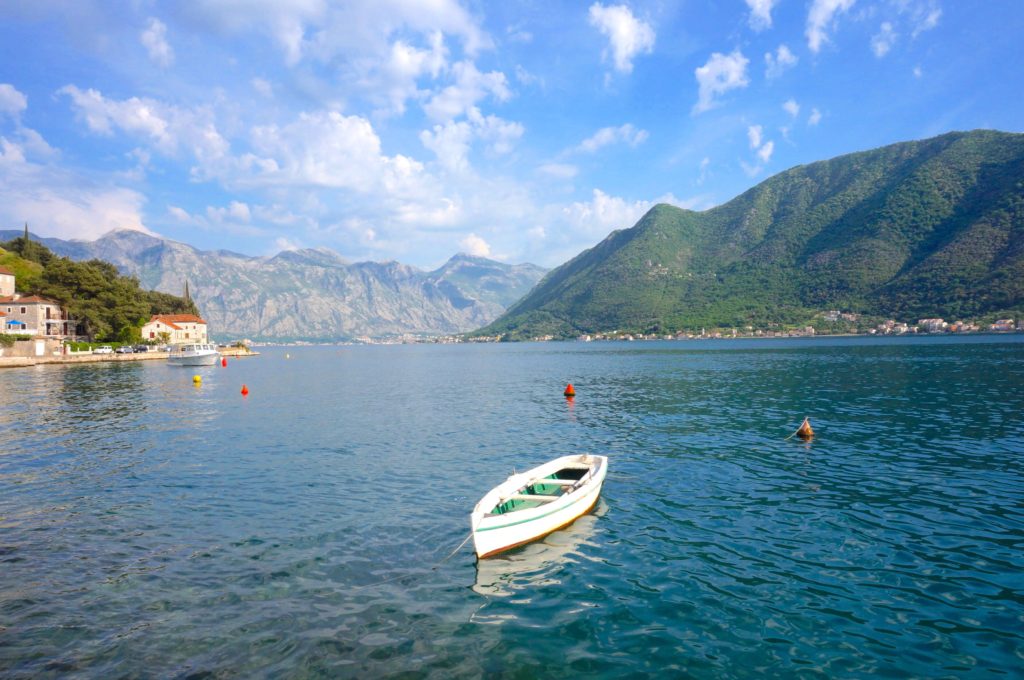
[[0, 1, 1021, 270]]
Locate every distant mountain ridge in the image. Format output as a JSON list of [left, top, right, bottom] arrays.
[[0, 230, 547, 341], [482, 130, 1024, 339]]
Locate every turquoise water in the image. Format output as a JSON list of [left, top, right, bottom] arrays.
[[1, 336, 1022, 678]]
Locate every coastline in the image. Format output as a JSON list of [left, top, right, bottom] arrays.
[[0, 345, 258, 370]]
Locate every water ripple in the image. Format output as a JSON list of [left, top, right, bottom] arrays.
[[1, 337, 1022, 677]]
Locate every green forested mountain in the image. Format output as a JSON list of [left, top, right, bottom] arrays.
[[0, 236, 197, 341], [482, 130, 1024, 339]]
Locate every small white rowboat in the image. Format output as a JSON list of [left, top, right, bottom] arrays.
[[471, 454, 608, 559]]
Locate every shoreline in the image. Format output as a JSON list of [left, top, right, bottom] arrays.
[[0, 346, 258, 370]]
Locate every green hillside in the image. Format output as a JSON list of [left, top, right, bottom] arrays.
[[481, 130, 1024, 339]]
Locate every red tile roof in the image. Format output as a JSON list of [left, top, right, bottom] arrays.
[[0, 266, 14, 276], [146, 313, 207, 330], [0, 294, 59, 304]]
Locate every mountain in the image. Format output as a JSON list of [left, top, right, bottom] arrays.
[[0, 230, 547, 341], [481, 130, 1024, 339]]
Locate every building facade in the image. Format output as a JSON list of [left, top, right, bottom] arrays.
[[0, 294, 76, 337], [141, 314, 209, 344], [0, 266, 14, 297]]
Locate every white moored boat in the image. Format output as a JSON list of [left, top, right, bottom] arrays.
[[471, 454, 607, 559], [167, 343, 221, 366]]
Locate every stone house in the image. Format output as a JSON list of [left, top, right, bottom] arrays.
[[141, 314, 209, 344], [0, 294, 76, 337]]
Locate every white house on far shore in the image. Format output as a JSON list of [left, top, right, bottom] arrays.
[[141, 314, 209, 344]]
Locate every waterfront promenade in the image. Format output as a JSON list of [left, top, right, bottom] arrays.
[[0, 346, 256, 369]]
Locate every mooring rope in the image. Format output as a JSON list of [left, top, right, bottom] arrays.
[[433, 530, 474, 568], [349, 530, 474, 591]]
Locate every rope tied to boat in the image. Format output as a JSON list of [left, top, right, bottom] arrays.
[[348, 530, 474, 592], [434, 530, 474, 568]]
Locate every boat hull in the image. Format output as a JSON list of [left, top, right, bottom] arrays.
[[471, 454, 607, 559], [167, 353, 219, 366], [167, 344, 220, 366]]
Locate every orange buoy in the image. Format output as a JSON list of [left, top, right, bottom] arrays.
[[221, 357, 227, 367], [796, 417, 814, 440], [563, 383, 576, 397], [241, 384, 249, 396]]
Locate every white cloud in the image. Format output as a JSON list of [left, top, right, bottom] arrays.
[[588, 3, 655, 74], [58, 86, 229, 171], [205, 200, 252, 223], [913, 65, 923, 78], [563, 189, 654, 236], [538, 163, 578, 179], [910, 4, 942, 37], [251, 78, 274, 98], [420, 120, 473, 172], [186, 0, 491, 119], [420, 108, 523, 172], [747, 125, 763, 150], [765, 44, 798, 79], [577, 124, 648, 153], [741, 161, 763, 177], [808, 108, 822, 125], [806, 0, 856, 53], [745, 0, 778, 31], [746, 126, 774, 171], [561, 189, 702, 242], [368, 32, 448, 115], [514, 65, 539, 87], [459, 232, 491, 257], [17, 128, 57, 159], [693, 50, 750, 114], [507, 24, 533, 44], [0, 137, 150, 240], [697, 157, 710, 185], [423, 61, 510, 122], [248, 111, 423, 192], [141, 17, 174, 67], [0, 84, 28, 117], [871, 22, 897, 57], [274, 236, 302, 252], [229, 201, 251, 221], [168, 206, 190, 221], [783, 98, 800, 117]]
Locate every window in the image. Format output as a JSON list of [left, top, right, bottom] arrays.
[[150, 332, 155, 338], [21, 307, 26, 314]]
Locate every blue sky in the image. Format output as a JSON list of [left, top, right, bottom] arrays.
[[0, 1, 1021, 269]]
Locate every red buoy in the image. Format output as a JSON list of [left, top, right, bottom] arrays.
[[221, 357, 227, 367], [564, 383, 576, 397], [796, 417, 814, 440], [241, 384, 249, 396]]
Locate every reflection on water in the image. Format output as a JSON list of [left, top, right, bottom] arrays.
[[471, 502, 606, 600]]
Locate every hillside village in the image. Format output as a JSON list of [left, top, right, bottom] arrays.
[[1, 264, 212, 359]]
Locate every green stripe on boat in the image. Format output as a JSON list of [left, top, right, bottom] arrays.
[[476, 486, 596, 532]]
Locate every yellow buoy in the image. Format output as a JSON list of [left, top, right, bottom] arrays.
[[192, 375, 202, 386]]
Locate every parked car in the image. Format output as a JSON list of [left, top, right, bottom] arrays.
[[133, 344, 150, 353], [115, 345, 133, 354], [92, 345, 114, 354]]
